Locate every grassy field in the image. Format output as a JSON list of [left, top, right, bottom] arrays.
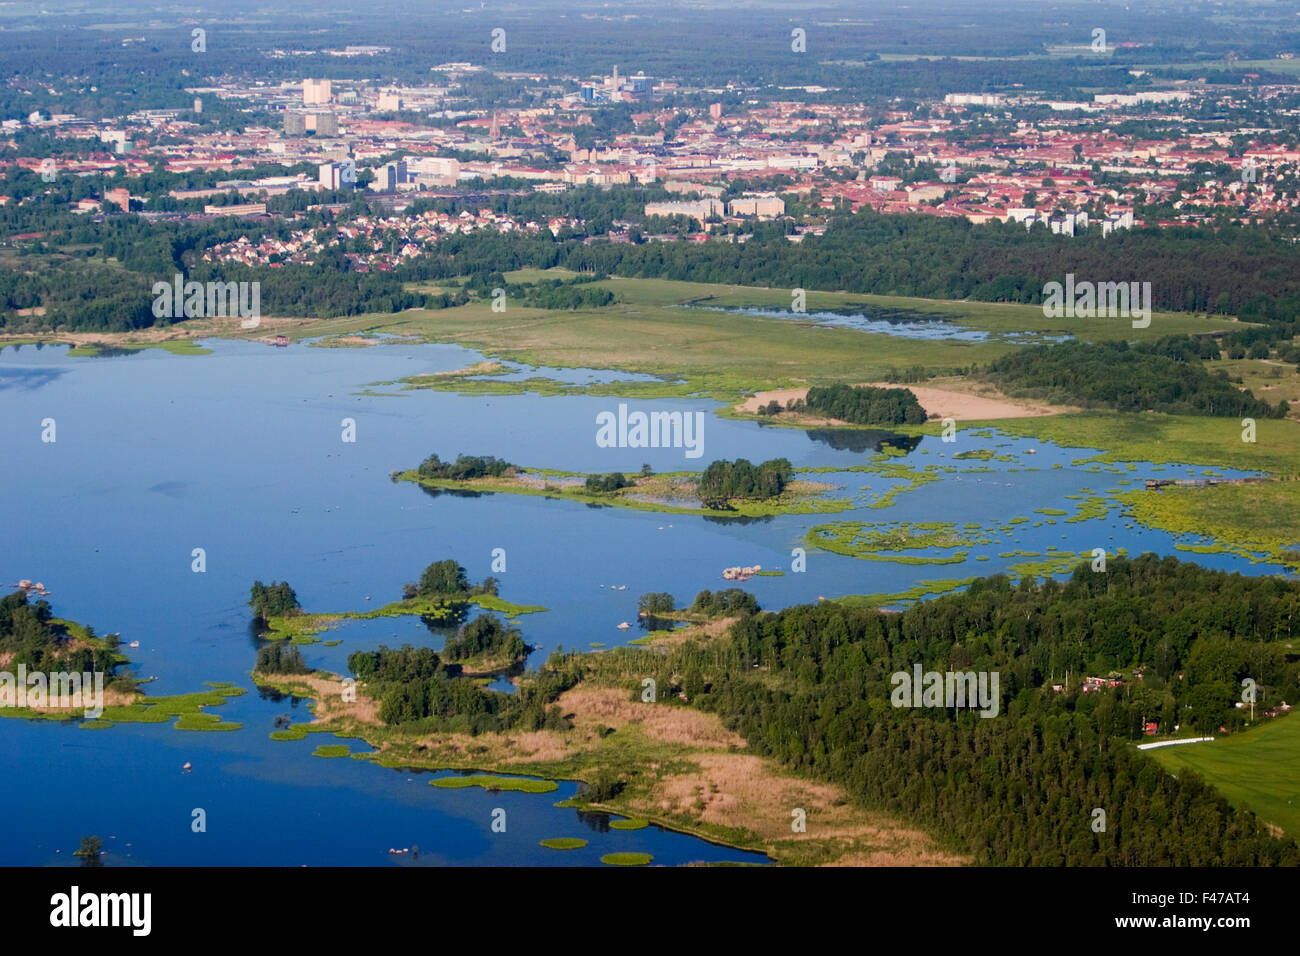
[[976, 412, 1300, 476], [1148, 716, 1300, 836], [1214, 356, 1300, 417], [273, 276, 1235, 402]]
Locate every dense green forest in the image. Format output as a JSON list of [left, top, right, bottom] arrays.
[[983, 339, 1290, 417], [696, 458, 794, 507], [805, 383, 929, 425], [398, 211, 1300, 329], [587, 555, 1300, 864]]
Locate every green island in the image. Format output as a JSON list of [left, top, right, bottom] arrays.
[[0, 589, 243, 731], [397, 452, 850, 517], [250, 562, 547, 651], [432, 774, 559, 793]]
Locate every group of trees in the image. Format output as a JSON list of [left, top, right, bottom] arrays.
[[255, 642, 309, 675], [0, 590, 125, 681], [514, 278, 615, 311], [804, 384, 928, 425], [348, 643, 579, 734], [637, 592, 676, 616], [440, 613, 528, 665], [248, 581, 301, 623], [585, 472, 631, 494], [416, 454, 516, 481], [688, 588, 760, 618], [696, 457, 793, 507], [416, 559, 470, 598], [984, 339, 1290, 417]]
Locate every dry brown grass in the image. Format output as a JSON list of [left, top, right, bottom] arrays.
[[434, 360, 504, 376], [651, 752, 967, 866], [558, 686, 747, 749], [256, 671, 383, 726], [22, 685, 138, 713]]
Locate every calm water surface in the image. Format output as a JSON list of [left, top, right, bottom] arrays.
[[0, 339, 1283, 865]]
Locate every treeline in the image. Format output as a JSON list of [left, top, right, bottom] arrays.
[[697, 458, 793, 507], [805, 383, 928, 425], [416, 454, 516, 481], [390, 210, 1300, 328], [617, 554, 1300, 865], [348, 643, 579, 733], [248, 581, 301, 623], [983, 339, 1290, 417]]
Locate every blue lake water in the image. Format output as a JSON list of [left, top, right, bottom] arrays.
[[0, 338, 1286, 865], [674, 304, 1072, 343]]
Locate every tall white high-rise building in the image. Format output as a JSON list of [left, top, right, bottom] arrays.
[[303, 78, 332, 106]]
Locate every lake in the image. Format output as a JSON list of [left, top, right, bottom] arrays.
[[0, 338, 1283, 865]]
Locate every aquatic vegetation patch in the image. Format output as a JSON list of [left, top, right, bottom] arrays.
[[431, 774, 559, 794], [807, 520, 984, 563], [610, 818, 649, 831], [540, 838, 588, 850]]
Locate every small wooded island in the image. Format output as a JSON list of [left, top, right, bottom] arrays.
[[249, 558, 541, 674], [0, 588, 243, 730], [394, 453, 848, 517]]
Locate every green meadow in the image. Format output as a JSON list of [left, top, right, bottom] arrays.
[[275, 275, 1232, 402], [1148, 717, 1300, 836]]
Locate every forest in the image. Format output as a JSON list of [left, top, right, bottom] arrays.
[[983, 339, 1290, 417], [582, 554, 1300, 864], [805, 384, 929, 425]]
